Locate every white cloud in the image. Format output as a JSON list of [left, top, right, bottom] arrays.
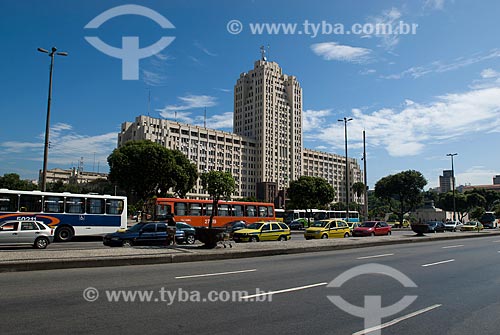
[[194, 41, 217, 57], [366, 7, 404, 50], [481, 68, 499, 79], [310, 42, 371, 63], [157, 95, 218, 120], [307, 85, 500, 158], [424, 0, 446, 10], [457, 167, 499, 186], [383, 49, 500, 79], [141, 52, 173, 86], [303, 109, 332, 133], [0, 123, 117, 170], [205, 112, 233, 129]]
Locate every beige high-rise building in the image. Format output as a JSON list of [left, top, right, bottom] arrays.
[[118, 54, 363, 206], [234, 54, 303, 194]]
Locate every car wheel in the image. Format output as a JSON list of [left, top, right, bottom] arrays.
[[55, 226, 74, 242], [34, 237, 49, 249], [278, 235, 287, 241], [122, 239, 133, 247], [344, 233, 349, 238], [185, 234, 196, 245], [249, 236, 258, 242], [321, 234, 328, 239]]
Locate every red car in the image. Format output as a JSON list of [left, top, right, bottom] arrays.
[[352, 221, 392, 237]]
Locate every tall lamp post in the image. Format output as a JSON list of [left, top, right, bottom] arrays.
[[446, 153, 458, 222], [38, 47, 68, 192], [338, 117, 353, 222]]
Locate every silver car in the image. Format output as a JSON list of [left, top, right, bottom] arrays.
[[0, 220, 54, 249]]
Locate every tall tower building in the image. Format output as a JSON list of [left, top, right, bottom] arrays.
[[233, 48, 302, 193], [439, 170, 454, 193]]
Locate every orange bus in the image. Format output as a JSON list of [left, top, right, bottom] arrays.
[[153, 198, 276, 228]]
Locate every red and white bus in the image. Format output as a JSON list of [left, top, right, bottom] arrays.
[[153, 198, 276, 227]]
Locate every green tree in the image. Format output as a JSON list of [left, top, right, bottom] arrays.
[[469, 206, 486, 221], [200, 171, 236, 228], [0, 173, 37, 191], [437, 191, 486, 221], [374, 170, 427, 226], [107, 140, 197, 204], [287, 176, 335, 222], [352, 182, 366, 200]]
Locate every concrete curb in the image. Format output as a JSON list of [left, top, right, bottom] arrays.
[[1, 231, 499, 273]]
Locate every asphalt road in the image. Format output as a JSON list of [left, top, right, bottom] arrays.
[[1, 235, 500, 334]]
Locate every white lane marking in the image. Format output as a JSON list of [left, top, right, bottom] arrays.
[[492, 240, 500, 243], [240, 282, 327, 300], [421, 259, 455, 267], [175, 269, 257, 279], [356, 253, 395, 260], [441, 245, 464, 249], [352, 304, 442, 335]]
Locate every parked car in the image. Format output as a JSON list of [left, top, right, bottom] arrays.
[[348, 222, 361, 233], [176, 222, 197, 244], [288, 219, 305, 230], [103, 222, 184, 247], [411, 221, 446, 235], [0, 220, 54, 249], [387, 219, 410, 228], [461, 221, 484, 231], [444, 221, 463, 232], [232, 221, 291, 242], [304, 219, 350, 239], [352, 221, 392, 237], [223, 220, 248, 233]]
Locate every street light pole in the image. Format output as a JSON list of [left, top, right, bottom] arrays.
[[338, 117, 353, 222], [447, 153, 458, 222], [362, 130, 368, 221], [38, 47, 68, 192]]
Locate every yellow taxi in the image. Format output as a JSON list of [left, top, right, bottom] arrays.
[[232, 221, 291, 242], [304, 219, 351, 239]]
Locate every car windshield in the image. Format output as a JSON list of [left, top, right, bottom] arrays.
[[311, 221, 328, 228], [361, 222, 376, 227], [247, 223, 263, 230]]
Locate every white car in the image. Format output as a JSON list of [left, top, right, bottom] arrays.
[[0, 220, 54, 249], [444, 221, 463, 232]]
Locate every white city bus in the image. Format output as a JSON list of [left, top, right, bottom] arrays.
[[0, 189, 127, 241]]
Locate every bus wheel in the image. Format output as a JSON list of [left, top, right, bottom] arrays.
[[55, 226, 74, 242]]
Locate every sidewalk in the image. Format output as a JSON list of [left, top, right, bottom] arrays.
[[1, 230, 499, 272]]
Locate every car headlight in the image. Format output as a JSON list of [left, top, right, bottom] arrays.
[[315, 231, 321, 234]]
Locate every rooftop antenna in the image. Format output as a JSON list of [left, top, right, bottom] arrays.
[[267, 44, 270, 61], [204, 107, 207, 128], [147, 89, 151, 117], [260, 45, 267, 61], [175, 111, 177, 122]]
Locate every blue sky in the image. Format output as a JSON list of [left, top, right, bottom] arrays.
[[1, 0, 499, 190]]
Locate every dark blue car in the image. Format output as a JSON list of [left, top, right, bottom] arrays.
[[103, 222, 185, 247]]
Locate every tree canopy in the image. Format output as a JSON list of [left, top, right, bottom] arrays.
[[200, 171, 236, 228], [287, 176, 335, 216], [107, 140, 198, 203], [0, 173, 37, 191], [374, 170, 427, 225]]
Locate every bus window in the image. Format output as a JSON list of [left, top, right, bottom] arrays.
[[156, 204, 171, 220], [0, 193, 18, 212], [218, 204, 230, 216], [19, 195, 42, 212], [267, 206, 274, 218], [189, 203, 202, 216], [233, 205, 244, 217], [174, 202, 188, 216], [106, 199, 124, 215], [258, 206, 268, 217], [246, 205, 256, 217], [205, 204, 213, 216], [65, 197, 85, 214], [87, 198, 105, 214], [44, 196, 64, 213]]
